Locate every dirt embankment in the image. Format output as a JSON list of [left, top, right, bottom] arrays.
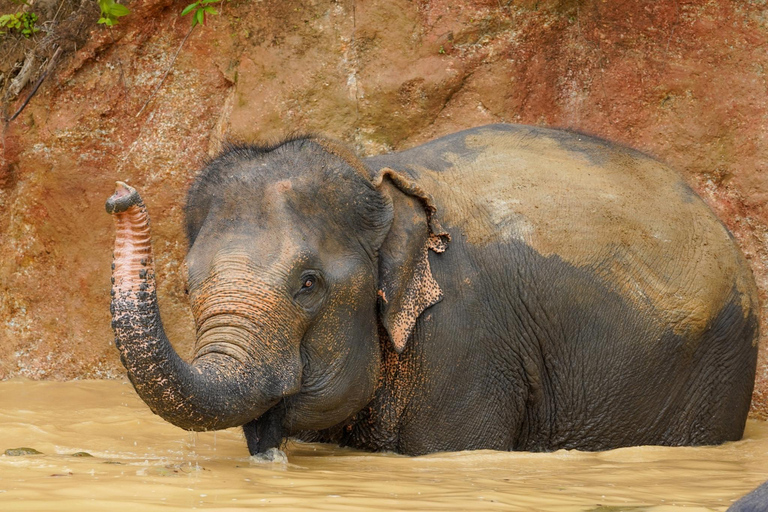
[[2, 0, 768, 417]]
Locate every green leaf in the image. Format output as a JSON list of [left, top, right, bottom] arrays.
[[109, 4, 130, 17], [201, 0, 218, 4], [181, 2, 199, 16], [203, 6, 217, 15], [195, 8, 204, 26], [97, 17, 108, 24]]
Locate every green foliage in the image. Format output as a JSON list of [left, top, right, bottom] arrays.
[[0, 11, 39, 37], [98, 0, 130, 27], [182, 0, 219, 28], [96, 0, 222, 29]]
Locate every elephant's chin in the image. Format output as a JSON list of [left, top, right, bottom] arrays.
[[243, 395, 337, 456], [279, 391, 364, 434]]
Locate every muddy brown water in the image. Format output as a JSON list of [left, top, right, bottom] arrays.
[[0, 380, 767, 511]]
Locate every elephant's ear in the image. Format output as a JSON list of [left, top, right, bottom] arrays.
[[373, 167, 450, 354]]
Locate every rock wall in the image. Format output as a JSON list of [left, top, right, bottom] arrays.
[[2, 0, 768, 417]]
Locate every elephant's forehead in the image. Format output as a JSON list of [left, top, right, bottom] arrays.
[[418, 128, 757, 339], [210, 172, 320, 220], [215, 163, 357, 209], [190, 172, 365, 263]]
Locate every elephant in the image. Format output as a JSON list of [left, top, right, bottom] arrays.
[[728, 481, 768, 511], [106, 124, 759, 456]]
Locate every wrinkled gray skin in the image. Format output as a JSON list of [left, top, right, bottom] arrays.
[[729, 481, 768, 512], [108, 124, 759, 456]]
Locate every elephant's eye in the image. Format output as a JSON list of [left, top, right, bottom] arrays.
[[295, 272, 323, 311], [301, 275, 316, 291]]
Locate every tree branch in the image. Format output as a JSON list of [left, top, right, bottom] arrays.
[[135, 24, 195, 117], [6, 47, 62, 123]]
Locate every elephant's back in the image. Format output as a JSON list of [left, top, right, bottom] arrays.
[[366, 124, 758, 342]]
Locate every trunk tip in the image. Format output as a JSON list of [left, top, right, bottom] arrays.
[[106, 181, 141, 214]]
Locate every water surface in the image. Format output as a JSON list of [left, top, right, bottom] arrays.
[[0, 380, 766, 511]]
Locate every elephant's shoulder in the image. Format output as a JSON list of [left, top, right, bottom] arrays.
[[374, 124, 758, 342]]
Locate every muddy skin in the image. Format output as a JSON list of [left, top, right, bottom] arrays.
[[108, 124, 759, 456]]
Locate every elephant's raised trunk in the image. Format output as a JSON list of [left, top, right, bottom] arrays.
[[106, 182, 283, 431]]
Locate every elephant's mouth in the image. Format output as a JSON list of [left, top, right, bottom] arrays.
[[244, 400, 287, 455]]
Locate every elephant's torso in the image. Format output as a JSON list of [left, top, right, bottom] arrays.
[[342, 124, 759, 455]]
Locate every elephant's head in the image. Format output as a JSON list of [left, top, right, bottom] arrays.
[[106, 137, 449, 448]]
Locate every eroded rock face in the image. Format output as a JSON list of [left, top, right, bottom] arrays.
[[1, 0, 767, 417]]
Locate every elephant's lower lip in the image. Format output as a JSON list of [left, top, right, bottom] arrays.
[[245, 400, 286, 455]]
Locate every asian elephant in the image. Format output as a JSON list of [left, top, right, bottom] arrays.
[[728, 481, 768, 511], [107, 124, 759, 456]]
